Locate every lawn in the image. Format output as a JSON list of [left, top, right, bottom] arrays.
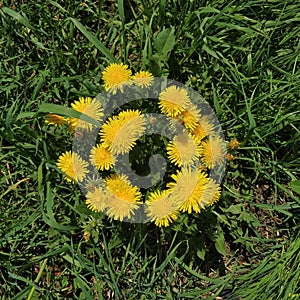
[[0, 0, 300, 299]]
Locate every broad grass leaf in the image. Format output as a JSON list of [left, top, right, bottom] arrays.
[[289, 180, 300, 195], [215, 229, 226, 256], [2, 7, 36, 32], [153, 27, 176, 61], [38, 103, 101, 127]]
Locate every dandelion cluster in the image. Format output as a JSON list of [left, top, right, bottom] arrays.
[[45, 63, 226, 227]]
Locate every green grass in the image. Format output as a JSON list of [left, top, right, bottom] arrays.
[[1, 0, 300, 299]]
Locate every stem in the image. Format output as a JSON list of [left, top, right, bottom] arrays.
[[27, 258, 48, 300]]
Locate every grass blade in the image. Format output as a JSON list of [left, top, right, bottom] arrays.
[[69, 17, 115, 62], [2, 7, 36, 32], [38, 103, 101, 127]]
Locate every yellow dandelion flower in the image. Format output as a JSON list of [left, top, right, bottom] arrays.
[[100, 110, 146, 155], [102, 63, 132, 94], [132, 70, 154, 88], [159, 85, 191, 117], [117, 109, 142, 121], [192, 115, 215, 141], [167, 168, 209, 213], [201, 136, 226, 168], [177, 104, 201, 130], [99, 115, 120, 141], [198, 178, 221, 208], [167, 132, 202, 167], [45, 114, 67, 126], [70, 97, 103, 131], [90, 144, 114, 171], [86, 186, 108, 212], [145, 190, 179, 227], [105, 174, 141, 221], [57, 151, 88, 182]]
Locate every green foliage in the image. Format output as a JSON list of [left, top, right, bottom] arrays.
[[0, 0, 299, 299], [38, 103, 101, 127], [149, 27, 176, 76], [233, 234, 300, 299], [289, 180, 300, 195]]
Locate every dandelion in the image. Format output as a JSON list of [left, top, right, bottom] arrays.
[[167, 168, 209, 213], [70, 97, 103, 131], [198, 178, 221, 208], [83, 231, 91, 242], [45, 114, 67, 126], [228, 139, 240, 150], [100, 109, 146, 155], [192, 115, 215, 141], [201, 135, 226, 168], [159, 85, 191, 117], [100, 115, 121, 143], [117, 109, 143, 122], [86, 186, 108, 212], [167, 132, 202, 167], [102, 63, 132, 94], [226, 153, 236, 161], [90, 144, 114, 171], [145, 190, 179, 227], [57, 151, 88, 182], [105, 174, 141, 221], [132, 70, 154, 88], [178, 105, 201, 130]]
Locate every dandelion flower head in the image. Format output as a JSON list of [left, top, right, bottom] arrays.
[[86, 186, 108, 212], [105, 174, 141, 221], [102, 63, 132, 94], [159, 85, 191, 117], [132, 70, 154, 88], [100, 109, 146, 155], [57, 151, 88, 182], [192, 115, 215, 141], [90, 144, 114, 171], [197, 178, 221, 208], [167, 168, 209, 213], [70, 97, 103, 131], [201, 135, 226, 168], [145, 190, 179, 227], [167, 132, 202, 167], [178, 104, 201, 130], [45, 114, 67, 127]]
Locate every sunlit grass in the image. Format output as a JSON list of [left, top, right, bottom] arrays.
[[1, 0, 300, 298]]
